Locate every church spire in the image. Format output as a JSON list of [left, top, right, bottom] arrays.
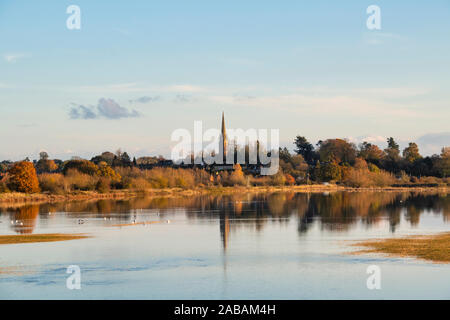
[[221, 111, 226, 138], [221, 112, 227, 161]]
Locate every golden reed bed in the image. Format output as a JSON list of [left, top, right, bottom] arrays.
[[0, 233, 90, 245], [352, 232, 450, 263]]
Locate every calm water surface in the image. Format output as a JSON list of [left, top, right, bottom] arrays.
[[0, 191, 449, 299]]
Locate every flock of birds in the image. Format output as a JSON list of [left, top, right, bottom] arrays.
[[10, 220, 24, 226], [2, 213, 170, 227], [75, 214, 171, 225]]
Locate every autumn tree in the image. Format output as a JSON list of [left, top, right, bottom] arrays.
[[39, 151, 49, 160], [112, 150, 132, 167], [354, 157, 369, 170], [320, 159, 342, 182], [91, 151, 115, 166], [8, 161, 40, 193], [229, 164, 246, 186], [382, 137, 402, 173], [318, 139, 357, 165], [358, 142, 385, 164], [290, 154, 309, 182], [63, 160, 99, 176], [36, 152, 58, 173], [384, 137, 401, 161], [98, 161, 121, 183], [439, 147, 450, 178], [402, 142, 421, 163]]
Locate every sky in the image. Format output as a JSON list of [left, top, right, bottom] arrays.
[[0, 0, 449, 161]]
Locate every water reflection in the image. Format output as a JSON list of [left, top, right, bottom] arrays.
[[0, 192, 449, 248]]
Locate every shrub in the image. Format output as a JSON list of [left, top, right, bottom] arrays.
[[343, 168, 372, 187], [38, 173, 66, 194], [96, 178, 111, 193], [65, 169, 98, 191], [371, 170, 396, 187], [63, 160, 99, 176], [8, 161, 40, 193], [343, 167, 395, 187], [270, 171, 287, 186], [226, 164, 246, 186], [128, 177, 152, 190], [0, 180, 9, 193]]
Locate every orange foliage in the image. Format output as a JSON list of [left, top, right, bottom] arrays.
[[8, 161, 40, 193], [285, 174, 295, 185]]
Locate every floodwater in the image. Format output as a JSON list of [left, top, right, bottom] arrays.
[[0, 191, 449, 299]]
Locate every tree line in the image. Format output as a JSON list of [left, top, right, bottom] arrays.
[[0, 136, 449, 194], [279, 136, 449, 187]]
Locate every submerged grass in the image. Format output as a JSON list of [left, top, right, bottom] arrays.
[[0, 233, 90, 245], [352, 232, 450, 263]]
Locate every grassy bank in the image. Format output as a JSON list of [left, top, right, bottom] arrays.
[[0, 233, 90, 245], [0, 185, 448, 206], [352, 232, 450, 263]]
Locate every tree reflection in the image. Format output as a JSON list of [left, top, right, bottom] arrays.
[[9, 205, 39, 234], [0, 191, 448, 241]]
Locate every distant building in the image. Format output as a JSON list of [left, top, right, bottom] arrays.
[[210, 112, 235, 173]]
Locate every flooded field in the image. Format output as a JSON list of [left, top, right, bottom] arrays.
[[0, 191, 449, 299]]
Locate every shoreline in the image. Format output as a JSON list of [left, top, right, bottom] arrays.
[[0, 185, 448, 206]]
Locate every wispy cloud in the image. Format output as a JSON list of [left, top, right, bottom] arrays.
[[4, 53, 29, 63], [69, 105, 97, 119], [69, 98, 142, 120], [129, 96, 161, 104], [173, 94, 192, 103]]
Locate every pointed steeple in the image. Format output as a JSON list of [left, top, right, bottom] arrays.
[[221, 112, 227, 161], [221, 111, 226, 137]]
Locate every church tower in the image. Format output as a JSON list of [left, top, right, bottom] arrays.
[[221, 112, 227, 162]]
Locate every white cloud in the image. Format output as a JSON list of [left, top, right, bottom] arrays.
[[4, 53, 28, 63], [69, 98, 141, 120], [348, 135, 387, 145]]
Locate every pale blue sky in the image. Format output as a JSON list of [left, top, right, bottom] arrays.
[[1, 0, 449, 160]]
